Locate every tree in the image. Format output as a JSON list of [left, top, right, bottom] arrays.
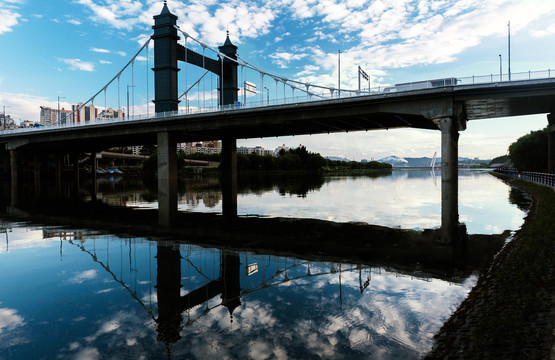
[[508, 127, 548, 171]]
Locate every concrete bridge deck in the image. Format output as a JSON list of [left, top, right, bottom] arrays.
[[1, 77, 555, 152]]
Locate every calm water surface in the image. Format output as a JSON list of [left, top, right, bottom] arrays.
[[0, 170, 527, 359]]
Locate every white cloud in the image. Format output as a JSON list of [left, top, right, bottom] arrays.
[[68, 19, 82, 25], [0, 91, 73, 123], [59, 58, 95, 72], [99, 60, 112, 64], [269, 52, 308, 68], [91, 47, 110, 53], [0, 8, 21, 34]]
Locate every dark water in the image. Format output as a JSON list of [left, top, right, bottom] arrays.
[[0, 170, 527, 359]]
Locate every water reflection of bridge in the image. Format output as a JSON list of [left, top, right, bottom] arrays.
[[48, 233, 373, 353]]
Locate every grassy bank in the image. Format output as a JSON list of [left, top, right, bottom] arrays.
[[426, 173, 555, 359]]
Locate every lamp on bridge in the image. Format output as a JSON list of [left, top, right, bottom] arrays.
[[499, 54, 502, 81], [264, 86, 269, 105]]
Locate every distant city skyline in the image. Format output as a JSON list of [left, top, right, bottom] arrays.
[[1, 0, 554, 159]]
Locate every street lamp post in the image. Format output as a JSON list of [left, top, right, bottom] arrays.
[[508, 21, 511, 81], [264, 86, 269, 105], [499, 54, 502, 81], [58, 96, 66, 125], [338, 50, 341, 98]]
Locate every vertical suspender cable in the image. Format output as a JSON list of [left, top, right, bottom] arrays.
[[184, 36, 188, 113], [117, 76, 120, 113], [241, 65, 245, 106], [202, 46, 206, 110], [146, 41, 149, 117], [260, 73, 264, 104], [132, 60, 135, 118], [220, 52, 224, 108]]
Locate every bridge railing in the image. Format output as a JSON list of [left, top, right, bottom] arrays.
[[494, 169, 555, 186], [2, 68, 555, 136]]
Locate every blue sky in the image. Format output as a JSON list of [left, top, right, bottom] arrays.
[[1, 0, 555, 160]]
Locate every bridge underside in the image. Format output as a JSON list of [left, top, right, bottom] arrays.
[[0, 112, 438, 153], [1, 93, 456, 152]]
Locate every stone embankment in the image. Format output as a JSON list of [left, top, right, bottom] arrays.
[[425, 174, 555, 360]]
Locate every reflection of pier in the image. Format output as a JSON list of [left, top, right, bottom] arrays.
[[1, 198, 507, 281], [56, 233, 374, 354]]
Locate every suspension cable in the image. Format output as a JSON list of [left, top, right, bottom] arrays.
[[146, 41, 149, 117], [132, 60, 135, 118]]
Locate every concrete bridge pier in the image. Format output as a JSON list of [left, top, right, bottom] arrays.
[[72, 152, 79, 198], [54, 152, 63, 196], [222, 137, 238, 218], [2, 156, 8, 177], [33, 153, 41, 197], [439, 116, 465, 243], [548, 113, 555, 172], [90, 152, 98, 201], [9, 150, 17, 205], [157, 132, 178, 227]]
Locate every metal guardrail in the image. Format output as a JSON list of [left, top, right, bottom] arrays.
[[2, 68, 554, 136], [494, 169, 555, 186]]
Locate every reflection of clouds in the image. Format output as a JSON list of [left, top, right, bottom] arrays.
[[0, 306, 28, 349], [95, 288, 114, 294], [0, 228, 52, 253], [73, 347, 100, 360], [60, 310, 160, 359], [68, 270, 97, 284], [234, 171, 525, 233], [0, 307, 25, 333]]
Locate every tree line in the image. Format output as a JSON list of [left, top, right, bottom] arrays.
[[142, 145, 392, 173], [508, 127, 548, 172]]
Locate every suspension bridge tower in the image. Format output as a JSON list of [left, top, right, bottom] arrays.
[[151, 1, 239, 112], [152, 2, 180, 113], [151, 2, 240, 224]]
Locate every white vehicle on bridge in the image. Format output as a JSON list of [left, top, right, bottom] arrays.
[[384, 77, 458, 93]]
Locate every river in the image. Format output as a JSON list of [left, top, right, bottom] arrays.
[[0, 170, 529, 359]]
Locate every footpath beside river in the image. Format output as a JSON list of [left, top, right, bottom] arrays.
[[425, 174, 555, 359]]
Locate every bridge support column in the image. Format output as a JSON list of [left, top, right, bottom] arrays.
[[548, 113, 555, 172], [439, 117, 460, 243], [157, 132, 177, 227], [33, 153, 41, 197], [222, 138, 238, 218], [2, 156, 8, 177], [9, 150, 17, 205], [90, 152, 97, 201], [72, 152, 79, 197], [55, 153, 63, 195]]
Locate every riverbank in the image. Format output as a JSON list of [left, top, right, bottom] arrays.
[[425, 173, 555, 359]]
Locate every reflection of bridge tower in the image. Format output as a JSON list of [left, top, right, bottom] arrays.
[[155, 245, 241, 351]]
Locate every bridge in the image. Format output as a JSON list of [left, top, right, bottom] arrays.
[[1, 2, 555, 240]]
